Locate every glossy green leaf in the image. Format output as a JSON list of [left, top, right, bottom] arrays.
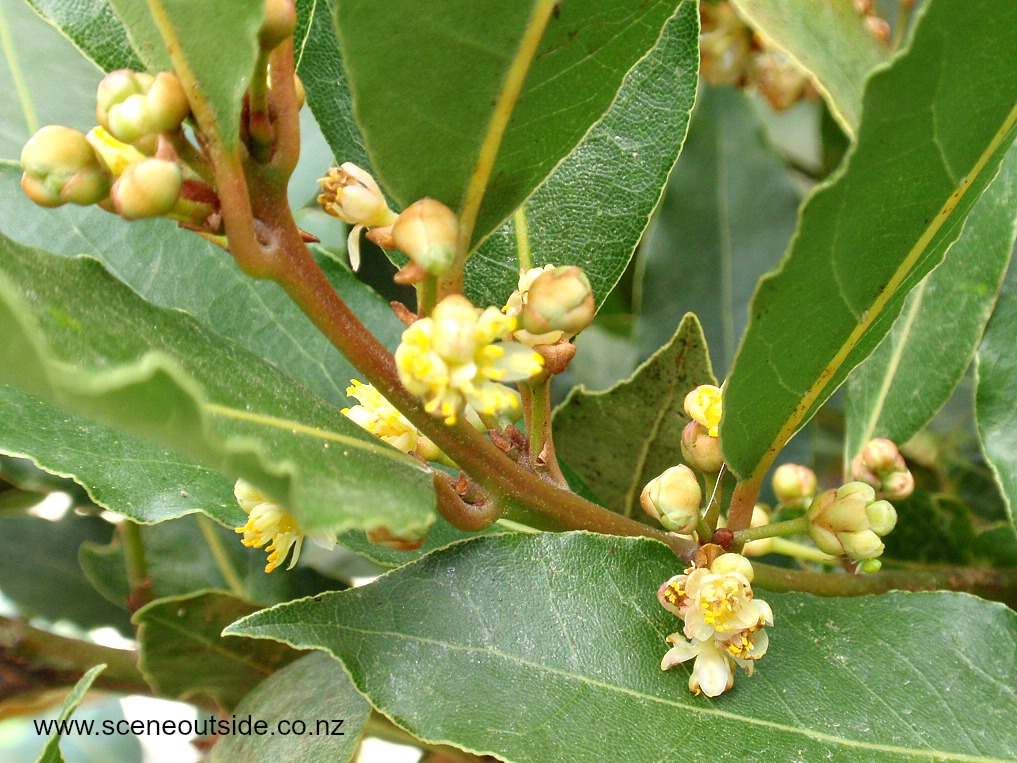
[[729, 0, 889, 136], [977, 251, 1017, 531], [80, 514, 342, 609], [26, 0, 141, 72], [133, 591, 297, 709], [723, 0, 1017, 481], [0, 0, 102, 160], [107, 0, 264, 149], [336, 0, 683, 250], [34, 665, 105, 763], [293, 0, 370, 172], [553, 314, 714, 517], [465, 0, 699, 308], [0, 514, 131, 632], [210, 652, 369, 763], [0, 236, 435, 538], [846, 145, 1017, 461], [637, 85, 801, 374], [228, 532, 1017, 763]]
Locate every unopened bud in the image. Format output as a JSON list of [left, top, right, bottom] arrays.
[[852, 438, 914, 500], [519, 265, 595, 338], [864, 15, 890, 44], [772, 463, 817, 509], [742, 506, 773, 557], [110, 158, 182, 219], [259, 0, 296, 50], [391, 198, 458, 275], [710, 552, 754, 582], [20, 125, 112, 207], [860, 438, 901, 473], [680, 421, 723, 473], [879, 469, 914, 500], [366, 525, 428, 552], [806, 482, 897, 561], [318, 163, 397, 230], [640, 465, 701, 533], [97, 70, 189, 144]]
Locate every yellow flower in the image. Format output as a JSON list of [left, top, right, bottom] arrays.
[[684, 384, 723, 437], [342, 379, 442, 460], [317, 163, 398, 270], [234, 480, 336, 573], [395, 295, 544, 425]]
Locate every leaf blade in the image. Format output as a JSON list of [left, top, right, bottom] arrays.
[[227, 533, 1017, 763], [722, 0, 1017, 481]]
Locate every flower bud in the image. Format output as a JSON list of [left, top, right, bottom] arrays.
[[879, 469, 914, 500], [640, 465, 701, 533], [317, 163, 398, 228], [710, 552, 753, 582], [806, 482, 897, 560], [851, 438, 914, 500], [772, 463, 818, 509], [680, 421, 723, 473], [259, 0, 296, 50], [110, 158, 182, 219], [519, 265, 595, 338], [742, 505, 773, 557], [391, 198, 458, 276], [20, 125, 112, 207], [860, 438, 901, 474], [97, 70, 189, 144]]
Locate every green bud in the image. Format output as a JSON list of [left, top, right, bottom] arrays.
[[519, 265, 595, 338], [806, 482, 896, 561], [640, 465, 701, 533], [857, 558, 882, 574], [391, 198, 458, 275], [20, 125, 111, 208], [879, 469, 914, 500], [259, 0, 297, 50], [771, 463, 817, 509], [866, 499, 897, 536], [110, 158, 182, 219], [680, 421, 723, 473], [97, 70, 189, 144]]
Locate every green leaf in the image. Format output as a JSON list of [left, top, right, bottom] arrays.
[[26, 0, 141, 72], [722, 0, 1017, 482], [107, 0, 264, 150], [977, 252, 1017, 531], [80, 514, 342, 609], [845, 145, 1017, 461], [637, 85, 801, 375], [227, 532, 1017, 763], [293, 0, 370, 172], [553, 314, 715, 517], [729, 0, 889, 136], [35, 665, 105, 763], [133, 591, 297, 709], [0, 236, 435, 538], [0, 514, 132, 632], [0, 0, 102, 160], [0, 381, 242, 526], [336, 0, 684, 250], [465, 0, 699, 308], [210, 652, 369, 763]]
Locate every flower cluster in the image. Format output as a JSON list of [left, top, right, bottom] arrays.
[[395, 294, 544, 425], [234, 480, 336, 573], [658, 553, 772, 697], [342, 379, 445, 462]]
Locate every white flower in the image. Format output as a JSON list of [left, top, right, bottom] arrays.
[[234, 480, 336, 573], [661, 634, 735, 698]]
